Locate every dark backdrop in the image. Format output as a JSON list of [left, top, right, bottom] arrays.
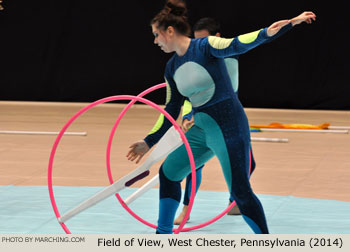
[[0, 0, 349, 109]]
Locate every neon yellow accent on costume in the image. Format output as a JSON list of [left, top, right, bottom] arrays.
[[148, 80, 171, 135], [148, 114, 165, 135], [208, 36, 234, 49], [182, 100, 193, 118], [238, 29, 262, 44], [165, 79, 171, 104]]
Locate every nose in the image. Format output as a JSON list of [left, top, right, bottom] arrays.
[[154, 37, 158, 44]]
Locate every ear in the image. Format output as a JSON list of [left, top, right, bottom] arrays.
[[166, 26, 175, 36]]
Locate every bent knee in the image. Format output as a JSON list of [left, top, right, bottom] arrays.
[[162, 161, 190, 182]]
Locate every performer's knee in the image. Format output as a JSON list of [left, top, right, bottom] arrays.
[[159, 166, 181, 201]]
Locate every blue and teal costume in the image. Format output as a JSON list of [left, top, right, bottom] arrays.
[[181, 54, 257, 206], [145, 24, 292, 234]]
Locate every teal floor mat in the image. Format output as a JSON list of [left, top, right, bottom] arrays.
[[0, 186, 349, 234]]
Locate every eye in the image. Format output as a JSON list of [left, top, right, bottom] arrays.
[[153, 32, 159, 38]]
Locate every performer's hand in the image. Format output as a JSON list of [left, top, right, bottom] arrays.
[[267, 11, 316, 37], [127, 140, 150, 164], [266, 19, 291, 37], [182, 118, 194, 133], [290, 11, 316, 26]]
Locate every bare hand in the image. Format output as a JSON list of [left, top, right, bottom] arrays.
[[290, 11, 316, 26], [266, 11, 316, 37], [126, 140, 150, 164], [182, 118, 194, 133]]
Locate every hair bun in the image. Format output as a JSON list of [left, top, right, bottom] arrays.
[[165, 0, 187, 16]]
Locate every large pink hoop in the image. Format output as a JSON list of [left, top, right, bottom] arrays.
[[105, 84, 195, 233], [106, 84, 252, 232], [48, 94, 196, 234]]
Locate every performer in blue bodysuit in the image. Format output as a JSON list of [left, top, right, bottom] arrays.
[[127, 0, 316, 234], [175, 17, 253, 224], [174, 15, 297, 224]]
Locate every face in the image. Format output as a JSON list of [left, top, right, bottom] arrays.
[[152, 23, 174, 53], [194, 29, 210, 38], [194, 29, 221, 38]]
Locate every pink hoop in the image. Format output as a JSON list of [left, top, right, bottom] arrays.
[[105, 84, 195, 233], [48, 94, 196, 234], [106, 84, 252, 232]]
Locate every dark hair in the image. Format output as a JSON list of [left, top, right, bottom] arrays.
[[151, 0, 191, 36], [193, 17, 221, 36]]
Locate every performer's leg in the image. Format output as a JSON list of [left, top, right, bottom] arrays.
[[250, 144, 256, 174], [174, 165, 203, 225], [183, 166, 203, 206], [195, 101, 268, 234], [157, 167, 181, 234], [156, 126, 213, 234], [228, 144, 256, 215]]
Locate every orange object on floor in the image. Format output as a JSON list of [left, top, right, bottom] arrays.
[[250, 122, 330, 130]]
